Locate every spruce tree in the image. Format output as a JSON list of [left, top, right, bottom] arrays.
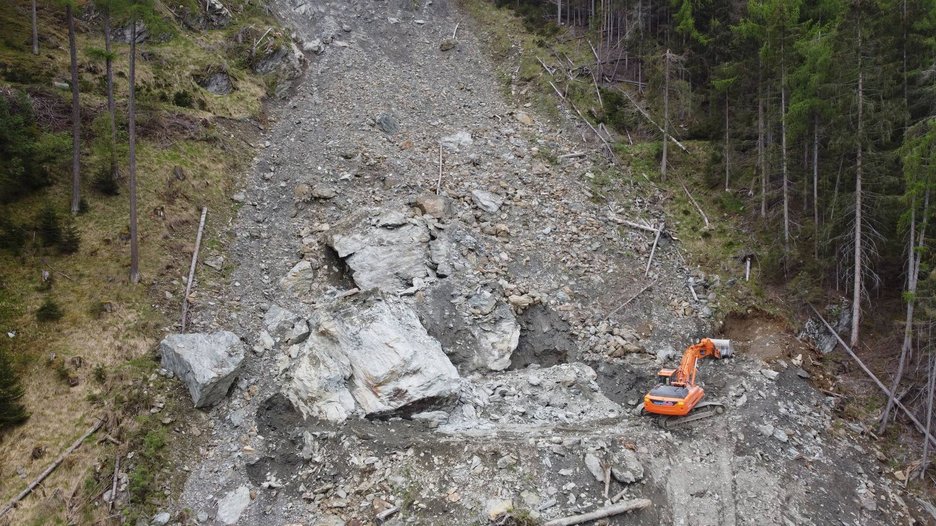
[[0, 348, 29, 431], [37, 203, 62, 246]]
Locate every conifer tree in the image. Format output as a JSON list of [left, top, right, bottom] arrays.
[[0, 348, 29, 431]]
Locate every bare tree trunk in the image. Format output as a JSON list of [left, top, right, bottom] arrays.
[[813, 117, 819, 259], [850, 17, 863, 348], [923, 339, 936, 478], [129, 19, 140, 284], [661, 49, 670, 178], [31, 0, 38, 55], [880, 190, 929, 431], [758, 61, 766, 218], [880, 201, 916, 432], [67, 4, 81, 216], [780, 32, 790, 251], [724, 92, 730, 191], [557, 0, 562, 25], [105, 8, 117, 180]]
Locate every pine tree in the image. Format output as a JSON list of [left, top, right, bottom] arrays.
[[64, 0, 82, 216], [37, 203, 62, 246], [60, 218, 81, 254], [0, 348, 29, 431], [126, 0, 161, 284]]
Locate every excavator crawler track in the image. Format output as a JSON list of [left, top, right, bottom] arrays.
[[659, 402, 725, 430]]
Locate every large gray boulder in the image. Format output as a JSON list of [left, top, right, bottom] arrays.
[[286, 294, 460, 421], [327, 209, 431, 292], [160, 331, 245, 408]]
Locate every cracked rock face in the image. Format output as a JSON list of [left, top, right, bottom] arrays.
[[284, 293, 460, 422], [327, 209, 432, 292]]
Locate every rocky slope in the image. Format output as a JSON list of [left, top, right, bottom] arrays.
[[170, 1, 911, 524]]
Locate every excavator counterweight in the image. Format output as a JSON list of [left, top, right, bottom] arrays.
[[641, 338, 732, 427]]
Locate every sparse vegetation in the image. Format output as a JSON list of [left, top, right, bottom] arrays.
[[0, 0, 284, 521], [35, 297, 63, 322]]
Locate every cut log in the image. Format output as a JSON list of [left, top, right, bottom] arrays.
[[181, 206, 208, 332], [0, 419, 103, 519], [543, 498, 652, 526]]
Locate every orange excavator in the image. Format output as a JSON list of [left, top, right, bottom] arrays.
[[640, 338, 733, 429]]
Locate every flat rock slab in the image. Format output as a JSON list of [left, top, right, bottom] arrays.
[[471, 189, 504, 213], [216, 485, 251, 525], [160, 331, 245, 408], [286, 293, 460, 421]]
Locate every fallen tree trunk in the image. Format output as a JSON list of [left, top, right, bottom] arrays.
[[809, 304, 936, 450], [181, 206, 208, 332], [543, 498, 652, 526], [0, 419, 103, 519]]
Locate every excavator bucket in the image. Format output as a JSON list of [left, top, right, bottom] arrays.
[[710, 338, 733, 357]]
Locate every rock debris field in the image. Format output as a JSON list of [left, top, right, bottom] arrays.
[[158, 1, 910, 524]]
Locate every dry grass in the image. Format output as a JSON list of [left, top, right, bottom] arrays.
[[0, 0, 271, 522]]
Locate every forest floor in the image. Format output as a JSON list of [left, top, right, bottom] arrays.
[[0, 0, 291, 523], [152, 0, 931, 524]]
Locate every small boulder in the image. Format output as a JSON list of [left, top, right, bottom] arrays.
[[311, 184, 338, 200], [160, 331, 245, 408], [583, 452, 606, 482], [279, 260, 315, 295], [303, 38, 325, 54], [263, 304, 302, 338], [216, 485, 251, 525], [294, 183, 312, 202], [376, 113, 399, 134], [515, 112, 534, 126], [439, 38, 457, 51], [471, 189, 504, 213], [415, 193, 453, 219], [440, 130, 473, 151], [610, 448, 644, 484]]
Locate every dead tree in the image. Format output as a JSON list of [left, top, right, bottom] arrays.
[[128, 18, 140, 284], [880, 189, 929, 433], [661, 49, 672, 178], [31, 0, 38, 55], [850, 13, 864, 347], [67, 2, 81, 216]]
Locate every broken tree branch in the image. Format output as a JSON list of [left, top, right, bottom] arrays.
[[543, 498, 652, 526], [619, 219, 658, 234], [605, 281, 655, 321], [537, 56, 555, 76], [452, 21, 460, 40], [109, 454, 119, 511], [181, 206, 208, 332], [645, 222, 664, 276], [0, 419, 104, 519], [681, 183, 709, 228], [809, 304, 936, 450], [436, 143, 443, 195], [547, 81, 615, 161], [618, 90, 687, 152], [252, 27, 273, 54]]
